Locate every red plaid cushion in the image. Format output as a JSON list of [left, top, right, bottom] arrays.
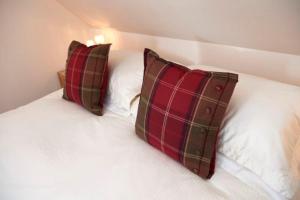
[[63, 41, 111, 115], [136, 49, 238, 178]]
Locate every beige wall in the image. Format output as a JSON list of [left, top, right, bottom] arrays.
[[58, 0, 300, 55], [100, 29, 300, 86], [0, 0, 91, 113], [1, 1, 300, 114]]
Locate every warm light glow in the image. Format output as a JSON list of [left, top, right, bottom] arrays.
[[100, 28, 120, 49], [86, 40, 95, 47], [94, 35, 105, 44]]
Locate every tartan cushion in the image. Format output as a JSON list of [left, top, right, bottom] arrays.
[[63, 41, 111, 115], [135, 49, 238, 179]]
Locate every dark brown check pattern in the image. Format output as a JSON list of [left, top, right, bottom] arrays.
[[135, 48, 238, 178], [63, 41, 111, 115]]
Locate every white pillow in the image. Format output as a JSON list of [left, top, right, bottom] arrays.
[[131, 63, 300, 198], [105, 50, 144, 116], [109, 50, 300, 197], [130, 94, 140, 122], [188, 65, 300, 199]]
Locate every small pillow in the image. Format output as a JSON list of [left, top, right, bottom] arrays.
[[135, 49, 238, 178], [63, 41, 111, 115]]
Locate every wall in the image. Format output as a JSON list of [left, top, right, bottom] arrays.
[[58, 0, 300, 55], [1, 1, 300, 113], [0, 0, 91, 113], [99, 29, 300, 86]]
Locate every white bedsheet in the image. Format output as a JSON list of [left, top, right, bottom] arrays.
[[0, 90, 277, 200]]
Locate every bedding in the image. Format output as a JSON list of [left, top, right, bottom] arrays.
[[105, 50, 143, 116], [188, 65, 300, 199], [129, 61, 300, 199], [131, 94, 296, 200], [135, 49, 238, 179], [0, 89, 277, 200], [63, 40, 111, 115]]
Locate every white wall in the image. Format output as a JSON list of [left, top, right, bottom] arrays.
[[0, 0, 91, 113], [58, 0, 300, 55], [1, 1, 300, 114], [99, 29, 300, 86]]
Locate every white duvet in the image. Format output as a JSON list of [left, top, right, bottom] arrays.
[[0, 90, 277, 200]]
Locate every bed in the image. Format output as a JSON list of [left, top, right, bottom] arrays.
[[0, 49, 299, 200], [0, 89, 279, 200]]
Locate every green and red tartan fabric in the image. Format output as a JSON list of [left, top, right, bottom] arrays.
[[63, 41, 111, 115], [135, 49, 238, 179]]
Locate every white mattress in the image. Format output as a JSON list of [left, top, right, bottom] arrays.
[[0, 90, 281, 200]]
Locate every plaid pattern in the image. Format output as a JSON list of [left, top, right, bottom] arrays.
[[63, 41, 111, 115], [136, 49, 238, 178]]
